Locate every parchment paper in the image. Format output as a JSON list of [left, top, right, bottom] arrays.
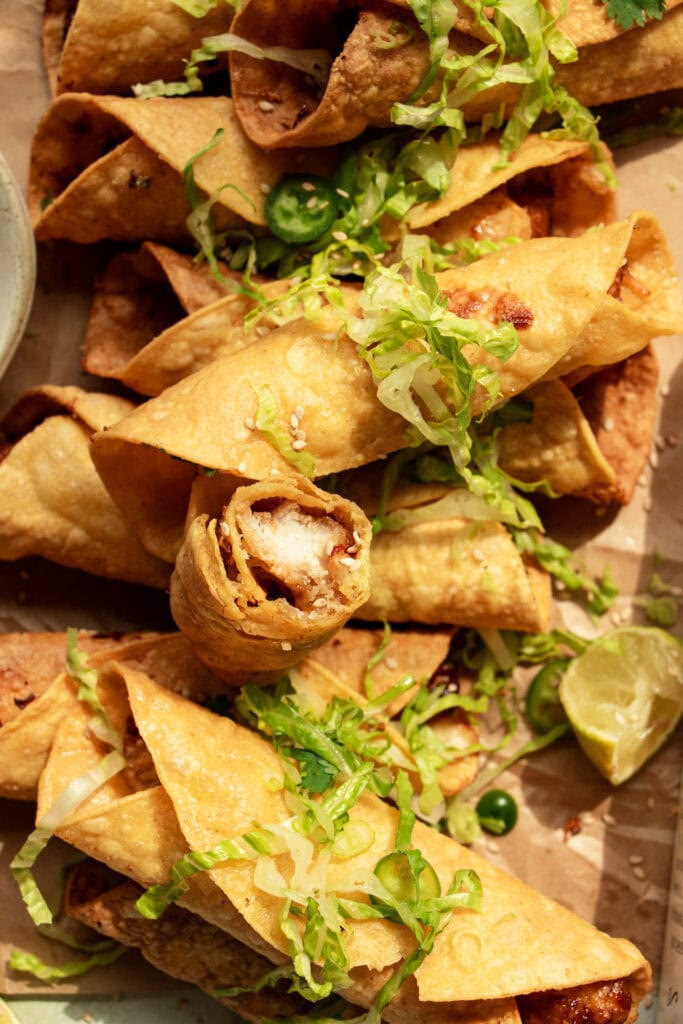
[[0, 0, 681, 1007]]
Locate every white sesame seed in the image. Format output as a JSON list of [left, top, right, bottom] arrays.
[[660, 382, 670, 397], [254, 325, 270, 337], [649, 450, 659, 470], [281, 641, 293, 651], [301, 181, 316, 192], [313, 597, 327, 607], [291, 439, 307, 451], [290, 413, 300, 431], [258, 100, 275, 112], [384, 656, 398, 670], [647, 796, 656, 809], [238, 462, 247, 474], [486, 841, 500, 855], [332, 230, 348, 242], [472, 549, 485, 562], [643, 496, 653, 513], [602, 417, 615, 431], [638, 472, 648, 487], [353, 530, 362, 545], [306, 196, 318, 209], [628, 855, 644, 865], [259, 183, 271, 195], [219, 522, 230, 537], [244, 416, 255, 430], [295, 405, 305, 420], [632, 866, 646, 880], [602, 812, 617, 826], [295, 428, 306, 442], [336, 188, 350, 198], [318, 200, 329, 210], [655, 435, 666, 451]]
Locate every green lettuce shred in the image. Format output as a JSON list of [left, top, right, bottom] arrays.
[[251, 383, 317, 478]]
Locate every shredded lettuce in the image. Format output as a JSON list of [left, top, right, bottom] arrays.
[[514, 529, 618, 615], [135, 32, 331, 98], [8, 944, 126, 985], [65, 628, 122, 752], [251, 383, 317, 478]]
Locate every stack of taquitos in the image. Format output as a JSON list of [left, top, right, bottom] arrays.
[[28, 658, 651, 1024]]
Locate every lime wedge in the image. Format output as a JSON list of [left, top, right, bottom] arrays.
[[0, 999, 23, 1024], [558, 626, 683, 785]]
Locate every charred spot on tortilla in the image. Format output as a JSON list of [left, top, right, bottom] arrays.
[[0, 667, 36, 726], [446, 287, 534, 328]]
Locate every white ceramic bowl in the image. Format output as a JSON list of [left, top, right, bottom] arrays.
[[0, 151, 36, 378]]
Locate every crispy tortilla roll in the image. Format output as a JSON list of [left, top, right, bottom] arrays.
[[229, 0, 683, 148], [497, 347, 661, 505], [407, 135, 616, 240], [83, 244, 289, 396], [90, 212, 683, 562], [170, 476, 373, 683], [0, 385, 170, 588], [64, 862, 308, 1023], [29, 94, 335, 243], [362, 520, 551, 632], [39, 663, 652, 1024], [0, 631, 223, 800], [43, 0, 233, 96]]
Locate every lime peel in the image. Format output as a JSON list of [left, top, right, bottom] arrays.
[[558, 626, 683, 785]]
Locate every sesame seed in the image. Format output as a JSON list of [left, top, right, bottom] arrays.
[[281, 641, 293, 651], [602, 812, 617, 826], [339, 556, 355, 567], [258, 100, 275, 112], [295, 405, 305, 420], [647, 796, 656, 809], [301, 181, 316, 192], [332, 230, 348, 242], [649, 450, 659, 470], [632, 866, 646, 880], [295, 428, 306, 442], [660, 382, 670, 397], [336, 188, 350, 198], [254, 325, 269, 337], [384, 656, 398, 670], [290, 413, 300, 431], [313, 597, 327, 607], [353, 530, 362, 545], [238, 462, 247, 474], [655, 435, 666, 451], [318, 200, 329, 210], [638, 472, 648, 487], [643, 496, 652, 513], [472, 549, 485, 562], [259, 183, 271, 195], [306, 196, 318, 209], [291, 439, 307, 450], [219, 522, 230, 537], [628, 855, 644, 865], [602, 417, 615, 431], [486, 841, 500, 855], [244, 416, 255, 430]]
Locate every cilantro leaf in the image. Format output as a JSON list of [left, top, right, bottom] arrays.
[[294, 749, 338, 794], [601, 0, 666, 29]]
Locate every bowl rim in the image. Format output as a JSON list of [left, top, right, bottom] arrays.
[[0, 149, 37, 380]]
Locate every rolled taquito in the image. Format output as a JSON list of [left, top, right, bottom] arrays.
[[0, 385, 170, 588], [29, 94, 335, 243], [36, 662, 652, 1024], [90, 212, 683, 563], [228, 0, 683, 149], [0, 631, 223, 801], [170, 475, 373, 682], [43, 0, 233, 96]]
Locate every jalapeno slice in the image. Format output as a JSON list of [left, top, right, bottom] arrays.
[[372, 851, 440, 917], [264, 173, 339, 244], [525, 658, 570, 734], [475, 789, 518, 836]]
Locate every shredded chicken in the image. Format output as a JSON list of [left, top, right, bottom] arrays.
[[235, 500, 353, 612]]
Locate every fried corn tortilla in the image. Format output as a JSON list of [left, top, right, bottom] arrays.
[[0, 631, 224, 801], [170, 476, 373, 682], [29, 94, 336, 243], [229, 0, 683, 148], [89, 212, 683, 563], [43, 0, 233, 96], [37, 662, 651, 1022], [0, 386, 170, 588], [63, 861, 309, 1023]]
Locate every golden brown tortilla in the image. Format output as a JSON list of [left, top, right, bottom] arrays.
[[43, 0, 233, 96], [170, 476, 373, 682], [29, 94, 336, 243], [0, 386, 170, 588]]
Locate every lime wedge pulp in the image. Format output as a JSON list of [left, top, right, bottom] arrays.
[[558, 626, 683, 785]]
